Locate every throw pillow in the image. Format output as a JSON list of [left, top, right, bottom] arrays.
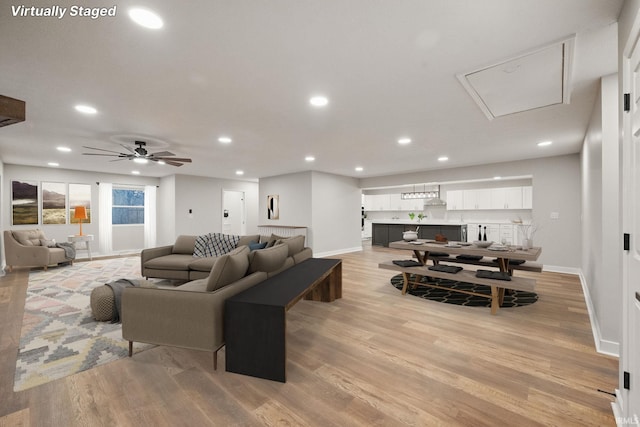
[[249, 241, 268, 251], [173, 235, 197, 254], [194, 233, 241, 258], [206, 246, 250, 291], [248, 243, 288, 274], [40, 239, 57, 248], [277, 235, 305, 257]]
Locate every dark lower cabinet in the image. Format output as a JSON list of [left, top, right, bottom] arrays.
[[372, 223, 467, 246]]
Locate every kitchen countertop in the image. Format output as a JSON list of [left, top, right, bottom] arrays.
[[370, 220, 466, 225]]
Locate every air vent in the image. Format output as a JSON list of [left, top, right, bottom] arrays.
[[0, 95, 26, 128], [457, 36, 575, 120]]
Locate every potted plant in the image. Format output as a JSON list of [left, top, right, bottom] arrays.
[[408, 212, 415, 221], [417, 213, 425, 223]]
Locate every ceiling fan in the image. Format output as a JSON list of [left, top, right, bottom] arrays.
[[82, 141, 192, 167]]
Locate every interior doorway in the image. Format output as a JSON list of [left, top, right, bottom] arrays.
[[222, 190, 246, 236]]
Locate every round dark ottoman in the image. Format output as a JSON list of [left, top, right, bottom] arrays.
[[90, 279, 157, 321]]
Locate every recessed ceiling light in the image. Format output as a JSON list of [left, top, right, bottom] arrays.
[[131, 170, 141, 175], [48, 162, 59, 167], [305, 156, 315, 162], [134, 158, 148, 164], [309, 96, 329, 107], [56, 146, 71, 152], [355, 166, 364, 172], [236, 170, 244, 175], [74, 104, 97, 114], [438, 156, 449, 162], [128, 8, 163, 29], [494, 176, 502, 180], [218, 136, 232, 144], [538, 140, 553, 147], [397, 138, 411, 145]]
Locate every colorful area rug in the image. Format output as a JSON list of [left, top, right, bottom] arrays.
[[390, 274, 538, 308], [14, 257, 153, 391]]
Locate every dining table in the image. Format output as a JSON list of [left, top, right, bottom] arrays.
[[388, 239, 542, 273]]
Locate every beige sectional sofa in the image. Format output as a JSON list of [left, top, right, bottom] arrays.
[[122, 235, 312, 368], [141, 233, 311, 280], [3, 229, 71, 272]]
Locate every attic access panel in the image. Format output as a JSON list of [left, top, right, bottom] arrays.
[[457, 36, 575, 120]]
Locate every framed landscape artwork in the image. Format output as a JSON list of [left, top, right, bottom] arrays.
[[69, 183, 91, 223], [42, 182, 67, 224], [12, 180, 38, 225]]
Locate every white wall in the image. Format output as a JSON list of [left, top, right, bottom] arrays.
[[311, 171, 362, 256], [581, 74, 621, 354], [259, 171, 362, 256], [360, 155, 582, 269], [171, 174, 259, 238], [2, 164, 159, 256], [158, 175, 176, 246]]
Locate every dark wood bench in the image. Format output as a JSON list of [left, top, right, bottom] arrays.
[[379, 260, 536, 315], [418, 253, 543, 274], [224, 257, 342, 382]]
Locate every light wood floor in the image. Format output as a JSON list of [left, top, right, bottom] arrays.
[[0, 244, 618, 426]]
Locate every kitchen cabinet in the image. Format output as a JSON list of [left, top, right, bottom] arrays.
[[463, 189, 492, 210], [445, 190, 464, 211], [371, 223, 467, 247], [491, 187, 523, 209], [522, 186, 533, 209], [364, 194, 390, 211]]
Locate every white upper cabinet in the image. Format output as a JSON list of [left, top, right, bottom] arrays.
[[463, 188, 492, 209], [522, 186, 533, 209], [446, 190, 464, 210], [491, 187, 524, 209]]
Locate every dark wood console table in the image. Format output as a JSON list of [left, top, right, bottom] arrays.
[[224, 258, 342, 382]]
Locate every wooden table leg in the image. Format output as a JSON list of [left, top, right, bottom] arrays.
[[490, 286, 499, 315], [402, 272, 410, 295]]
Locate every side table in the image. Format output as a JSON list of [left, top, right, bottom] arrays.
[[67, 234, 94, 260]]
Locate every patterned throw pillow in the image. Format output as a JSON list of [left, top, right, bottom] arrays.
[[193, 233, 241, 258]]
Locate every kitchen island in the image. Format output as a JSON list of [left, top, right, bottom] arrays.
[[371, 221, 467, 247]]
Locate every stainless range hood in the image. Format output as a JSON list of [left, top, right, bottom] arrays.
[[424, 185, 447, 207]]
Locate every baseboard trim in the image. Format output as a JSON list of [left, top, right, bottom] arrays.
[[315, 246, 363, 258], [576, 269, 620, 357], [542, 265, 582, 275]]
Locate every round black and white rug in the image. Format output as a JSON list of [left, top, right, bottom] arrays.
[[390, 274, 538, 308]]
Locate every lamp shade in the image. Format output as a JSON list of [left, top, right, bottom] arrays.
[[74, 206, 88, 220]]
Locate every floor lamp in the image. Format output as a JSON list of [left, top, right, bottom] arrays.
[[74, 206, 88, 236]]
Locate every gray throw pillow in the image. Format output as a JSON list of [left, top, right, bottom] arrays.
[[206, 246, 250, 292], [248, 243, 288, 273]]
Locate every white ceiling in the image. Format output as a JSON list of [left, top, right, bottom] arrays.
[[0, 0, 623, 181]]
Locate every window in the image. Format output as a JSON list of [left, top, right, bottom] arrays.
[[112, 187, 145, 225]]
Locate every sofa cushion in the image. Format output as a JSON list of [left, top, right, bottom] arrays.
[[274, 235, 305, 257], [173, 235, 197, 254], [176, 278, 208, 292], [248, 243, 288, 274], [188, 256, 218, 272], [194, 233, 240, 258], [144, 254, 194, 271], [237, 234, 260, 247], [293, 247, 313, 264], [13, 229, 45, 246], [206, 246, 250, 291], [40, 238, 57, 248]]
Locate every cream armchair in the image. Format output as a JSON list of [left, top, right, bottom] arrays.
[[3, 229, 70, 272]]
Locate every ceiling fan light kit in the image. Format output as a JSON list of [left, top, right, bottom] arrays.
[[82, 140, 192, 167]]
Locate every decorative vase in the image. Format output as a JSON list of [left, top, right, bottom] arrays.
[[523, 238, 532, 250]]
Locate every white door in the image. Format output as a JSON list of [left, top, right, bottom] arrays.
[[222, 190, 246, 235], [621, 15, 640, 421]]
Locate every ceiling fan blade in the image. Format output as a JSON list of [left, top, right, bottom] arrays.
[[154, 157, 192, 163], [120, 143, 136, 154], [150, 151, 175, 157], [82, 153, 125, 157], [162, 160, 184, 167], [82, 146, 125, 154]]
